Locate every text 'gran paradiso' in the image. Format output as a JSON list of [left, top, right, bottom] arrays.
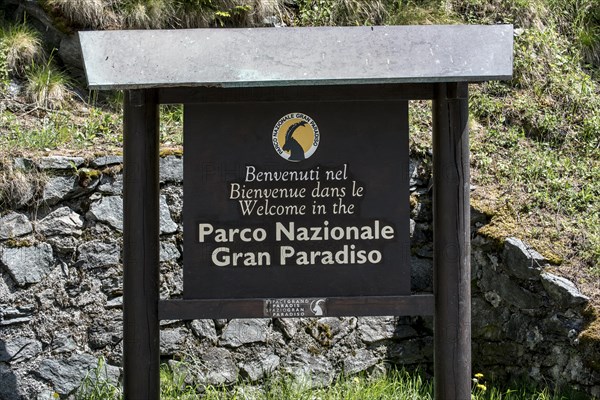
[[198, 220, 396, 267]]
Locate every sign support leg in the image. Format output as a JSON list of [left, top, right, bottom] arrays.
[[432, 82, 472, 399], [123, 89, 160, 400]]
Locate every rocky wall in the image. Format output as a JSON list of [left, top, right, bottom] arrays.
[[0, 155, 597, 399]]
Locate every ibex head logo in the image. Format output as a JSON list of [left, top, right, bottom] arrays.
[[282, 121, 307, 161], [272, 113, 320, 162], [310, 299, 326, 316]]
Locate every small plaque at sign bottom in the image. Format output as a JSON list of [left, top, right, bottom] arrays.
[[264, 298, 327, 318]]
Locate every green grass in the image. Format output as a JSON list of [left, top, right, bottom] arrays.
[[75, 362, 579, 400], [466, 9, 600, 270]]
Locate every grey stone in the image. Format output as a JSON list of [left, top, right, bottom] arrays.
[[214, 319, 228, 329], [525, 326, 544, 350], [87, 196, 123, 231], [37, 156, 84, 170], [43, 176, 74, 205], [13, 157, 35, 172], [37, 354, 119, 396], [479, 265, 544, 310], [160, 156, 183, 183], [540, 313, 585, 337], [409, 158, 424, 187], [0, 212, 33, 240], [285, 349, 334, 388], [411, 197, 432, 222], [358, 316, 395, 342], [412, 222, 431, 244], [411, 256, 433, 292], [43, 176, 94, 205], [240, 353, 280, 381], [190, 319, 218, 344], [220, 319, 269, 347], [388, 337, 434, 364], [46, 235, 79, 254], [343, 349, 379, 375], [105, 296, 123, 309], [1, 243, 54, 286], [276, 318, 301, 339], [471, 297, 506, 341], [13, 157, 34, 170], [50, 333, 77, 354], [59, 34, 83, 71], [0, 363, 22, 400], [503, 237, 546, 280], [484, 291, 502, 308], [160, 195, 178, 234], [197, 347, 238, 386], [160, 327, 188, 355], [0, 305, 35, 325], [36, 390, 56, 400], [310, 317, 356, 346], [540, 273, 589, 309], [473, 342, 525, 366], [357, 316, 417, 343], [160, 242, 181, 262], [92, 155, 123, 168], [98, 174, 123, 195], [0, 337, 42, 363], [77, 241, 120, 269], [37, 207, 84, 237], [89, 320, 123, 349]]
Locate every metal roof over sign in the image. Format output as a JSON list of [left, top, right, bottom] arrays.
[[79, 25, 513, 90]]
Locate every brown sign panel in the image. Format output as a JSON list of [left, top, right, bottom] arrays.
[[183, 100, 410, 299]]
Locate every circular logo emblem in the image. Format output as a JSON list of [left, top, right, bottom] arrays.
[[272, 113, 320, 162]]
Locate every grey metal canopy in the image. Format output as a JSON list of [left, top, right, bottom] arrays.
[[79, 25, 513, 90]]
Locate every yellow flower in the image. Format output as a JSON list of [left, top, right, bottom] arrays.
[[53, 393, 60, 399], [352, 377, 360, 384], [476, 384, 487, 392], [474, 373, 484, 379]]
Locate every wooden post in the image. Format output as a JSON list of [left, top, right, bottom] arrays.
[[123, 89, 160, 400], [432, 82, 472, 400]]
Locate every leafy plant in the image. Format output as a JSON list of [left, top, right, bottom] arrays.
[[75, 357, 122, 400], [296, 0, 388, 26]]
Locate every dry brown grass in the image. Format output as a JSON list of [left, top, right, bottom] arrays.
[[122, 0, 175, 29], [46, 0, 119, 29], [0, 159, 46, 210]]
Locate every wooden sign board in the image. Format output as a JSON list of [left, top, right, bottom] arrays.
[[183, 100, 410, 301], [80, 24, 513, 400]]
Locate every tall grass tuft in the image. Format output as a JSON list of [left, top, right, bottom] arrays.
[[25, 57, 71, 109], [0, 22, 44, 77]]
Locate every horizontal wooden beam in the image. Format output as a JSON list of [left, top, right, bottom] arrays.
[[159, 294, 434, 320], [157, 83, 434, 104]]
